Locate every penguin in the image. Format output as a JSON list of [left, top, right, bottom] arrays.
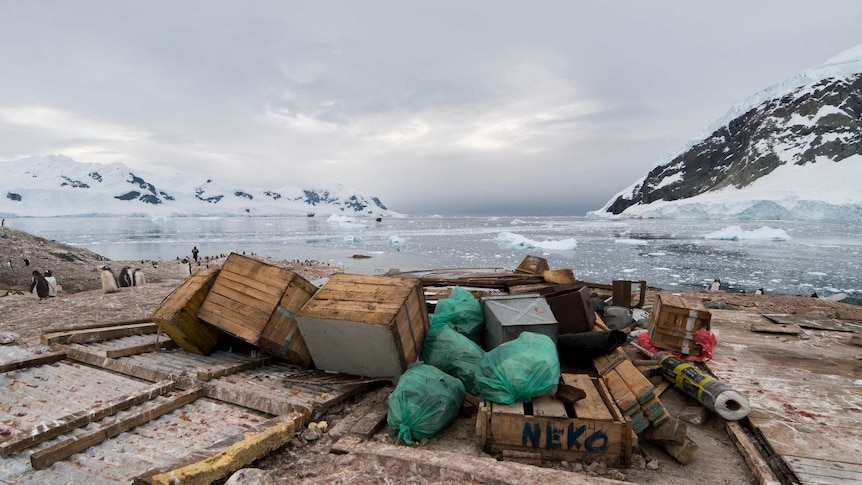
[[755, 288, 765, 295], [100, 266, 120, 294], [23, 257, 30, 267], [709, 278, 721, 292], [133, 268, 145, 286], [118, 266, 133, 287], [44, 270, 58, 297], [30, 271, 50, 299], [7, 259, 12, 271]]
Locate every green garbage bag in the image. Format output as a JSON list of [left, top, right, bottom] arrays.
[[430, 286, 484, 344], [387, 362, 466, 445], [420, 322, 485, 395], [474, 332, 560, 404]]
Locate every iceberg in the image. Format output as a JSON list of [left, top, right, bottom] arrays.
[[493, 232, 577, 251], [699, 226, 791, 241]]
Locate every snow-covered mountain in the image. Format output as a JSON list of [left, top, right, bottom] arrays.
[[593, 45, 862, 221], [0, 155, 395, 218]]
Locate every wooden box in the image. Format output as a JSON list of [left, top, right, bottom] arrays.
[[515, 255, 550, 275], [295, 273, 429, 380], [481, 294, 558, 350], [151, 268, 224, 355], [196, 253, 317, 366], [476, 374, 633, 465], [648, 293, 712, 356]]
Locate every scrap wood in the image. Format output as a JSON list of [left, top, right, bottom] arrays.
[[384, 268, 545, 288], [661, 435, 699, 465], [725, 421, 782, 485], [105, 339, 178, 359], [642, 417, 687, 445], [327, 385, 393, 441], [0, 380, 175, 457], [41, 318, 154, 336], [0, 351, 66, 373], [502, 449, 542, 466], [133, 413, 301, 485], [41, 321, 158, 345], [749, 321, 802, 335], [30, 387, 204, 470], [762, 314, 862, 333]]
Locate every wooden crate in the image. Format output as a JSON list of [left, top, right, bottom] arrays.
[[648, 293, 711, 356], [196, 253, 316, 366], [476, 374, 633, 465], [151, 269, 223, 355], [295, 273, 429, 380], [515, 255, 550, 275]]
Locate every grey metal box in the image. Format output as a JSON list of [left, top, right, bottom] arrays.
[[481, 294, 558, 350]]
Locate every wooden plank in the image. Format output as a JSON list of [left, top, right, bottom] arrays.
[[330, 273, 420, 288], [0, 351, 66, 373], [762, 314, 862, 333], [642, 417, 687, 445], [208, 279, 281, 314], [614, 360, 655, 403], [132, 413, 299, 485], [30, 387, 204, 470], [350, 398, 390, 438], [492, 402, 525, 415], [784, 455, 862, 484], [563, 374, 613, 421], [750, 322, 802, 335], [0, 380, 175, 456], [196, 357, 268, 381], [313, 286, 413, 303], [661, 435, 699, 465], [41, 322, 157, 345], [725, 421, 783, 485], [41, 318, 153, 336], [748, 417, 862, 465], [66, 347, 199, 390], [216, 267, 287, 299], [105, 339, 178, 359], [592, 346, 626, 376], [531, 394, 568, 417], [603, 369, 639, 414]]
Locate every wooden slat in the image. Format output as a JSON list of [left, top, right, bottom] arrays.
[[0, 380, 175, 456], [531, 394, 568, 417], [563, 374, 613, 420], [30, 388, 204, 470], [208, 278, 281, 313], [0, 351, 66, 373], [603, 370, 639, 414], [196, 357, 268, 381], [785, 455, 862, 484], [350, 399, 390, 438], [41, 318, 153, 336], [105, 339, 178, 359], [215, 268, 287, 299], [613, 360, 655, 403], [725, 421, 782, 485], [492, 402, 525, 415], [41, 322, 157, 345], [315, 286, 412, 303]]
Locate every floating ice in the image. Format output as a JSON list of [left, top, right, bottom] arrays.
[[493, 232, 577, 251], [614, 239, 649, 245], [388, 235, 404, 246], [510, 219, 527, 225], [699, 226, 791, 241], [344, 235, 361, 243]]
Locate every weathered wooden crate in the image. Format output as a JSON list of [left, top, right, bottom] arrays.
[[515, 255, 550, 275], [196, 253, 316, 366], [295, 273, 429, 379], [476, 374, 633, 465], [151, 268, 224, 355], [648, 293, 711, 356]]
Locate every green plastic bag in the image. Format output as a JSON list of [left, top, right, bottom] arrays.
[[430, 286, 484, 344], [387, 363, 466, 445], [420, 322, 485, 395], [474, 332, 560, 404]]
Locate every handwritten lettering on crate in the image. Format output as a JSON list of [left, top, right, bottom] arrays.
[[520, 420, 611, 452]]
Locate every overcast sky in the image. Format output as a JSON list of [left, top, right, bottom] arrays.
[[1, 1, 860, 216]]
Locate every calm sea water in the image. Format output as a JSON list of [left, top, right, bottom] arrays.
[[7, 216, 862, 304]]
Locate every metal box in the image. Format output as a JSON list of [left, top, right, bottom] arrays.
[[295, 273, 429, 380], [481, 294, 558, 350]]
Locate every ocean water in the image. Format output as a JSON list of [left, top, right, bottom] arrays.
[[7, 216, 862, 304]]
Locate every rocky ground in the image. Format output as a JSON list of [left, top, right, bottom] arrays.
[[2, 224, 861, 484]]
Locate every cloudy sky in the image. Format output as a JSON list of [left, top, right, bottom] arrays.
[[1, 1, 860, 216]]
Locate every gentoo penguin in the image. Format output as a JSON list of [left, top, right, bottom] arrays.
[[133, 268, 145, 286], [30, 271, 50, 299], [6, 259, 12, 271], [755, 288, 765, 295], [100, 266, 120, 294], [23, 257, 30, 267], [44, 270, 58, 297], [709, 278, 721, 292], [118, 266, 133, 287]]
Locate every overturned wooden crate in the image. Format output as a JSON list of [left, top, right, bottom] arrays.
[[151, 268, 224, 355], [196, 253, 317, 366], [296, 273, 429, 380], [648, 293, 711, 356], [477, 374, 633, 465]]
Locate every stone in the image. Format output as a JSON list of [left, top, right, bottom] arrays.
[[646, 459, 660, 470], [225, 468, 274, 485]]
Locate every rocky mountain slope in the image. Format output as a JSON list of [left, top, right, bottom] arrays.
[[0, 155, 394, 218], [595, 45, 862, 220]]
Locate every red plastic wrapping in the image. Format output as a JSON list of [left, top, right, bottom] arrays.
[[637, 329, 716, 362]]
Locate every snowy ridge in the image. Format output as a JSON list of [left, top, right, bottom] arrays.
[[592, 44, 862, 221], [0, 155, 396, 218]]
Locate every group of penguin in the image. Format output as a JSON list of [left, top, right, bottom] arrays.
[[100, 266, 145, 294], [29, 270, 58, 300], [710, 278, 764, 294]]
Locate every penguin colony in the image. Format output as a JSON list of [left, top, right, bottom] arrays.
[[100, 265, 145, 293]]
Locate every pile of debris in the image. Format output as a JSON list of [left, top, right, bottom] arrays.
[[151, 252, 739, 469]]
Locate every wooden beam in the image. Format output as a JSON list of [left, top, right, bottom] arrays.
[[0, 380, 175, 456], [726, 421, 782, 485], [132, 413, 301, 485], [41, 318, 154, 335], [30, 387, 203, 470], [195, 357, 268, 381], [42, 322, 158, 345], [105, 339, 178, 359], [66, 347, 198, 389], [0, 352, 66, 373]]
